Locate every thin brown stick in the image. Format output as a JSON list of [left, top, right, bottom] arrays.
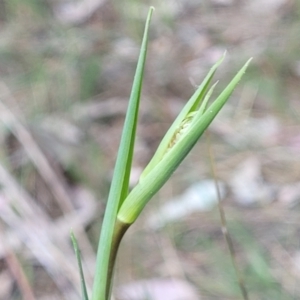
[[206, 133, 249, 300], [0, 225, 36, 300], [0, 163, 83, 298]]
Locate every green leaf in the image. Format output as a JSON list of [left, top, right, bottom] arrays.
[[198, 81, 219, 116], [140, 52, 226, 180], [91, 7, 154, 300], [70, 231, 89, 300], [118, 58, 252, 224]]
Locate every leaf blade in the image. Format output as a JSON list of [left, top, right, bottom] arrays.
[[118, 58, 252, 224], [71, 231, 89, 300], [140, 52, 226, 179], [91, 7, 154, 300]]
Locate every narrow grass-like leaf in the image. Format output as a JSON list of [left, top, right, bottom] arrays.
[[140, 52, 226, 179], [70, 231, 89, 300], [91, 7, 154, 300], [118, 58, 252, 224], [197, 81, 219, 116]]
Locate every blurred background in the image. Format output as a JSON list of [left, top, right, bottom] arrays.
[[0, 0, 300, 299]]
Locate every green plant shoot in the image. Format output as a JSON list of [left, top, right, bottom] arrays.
[[90, 6, 251, 300], [71, 231, 89, 300], [117, 57, 252, 224], [91, 7, 155, 300]]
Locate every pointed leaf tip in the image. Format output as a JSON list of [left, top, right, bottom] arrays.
[[71, 231, 89, 300], [246, 57, 253, 65], [147, 7, 155, 19]]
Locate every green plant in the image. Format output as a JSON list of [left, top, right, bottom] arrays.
[[72, 7, 251, 300]]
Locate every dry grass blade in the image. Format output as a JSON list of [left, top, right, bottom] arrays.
[[0, 224, 36, 300], [0, 82, 95, 277], [0, 83, 73, 213], [0, 162, 83, 298], [206, 133, 249, 300]]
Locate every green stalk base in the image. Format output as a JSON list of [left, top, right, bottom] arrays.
[[106, 219, 130, 299]]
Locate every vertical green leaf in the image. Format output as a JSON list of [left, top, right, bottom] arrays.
[[140, 52, 226, 179], [70, 231, 89, 300], [91, 7, 154, 300], [117, 58, 252, 224]]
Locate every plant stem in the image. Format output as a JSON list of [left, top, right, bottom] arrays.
[[206, 133, 249, 300], [105, 220, 130, 299]]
